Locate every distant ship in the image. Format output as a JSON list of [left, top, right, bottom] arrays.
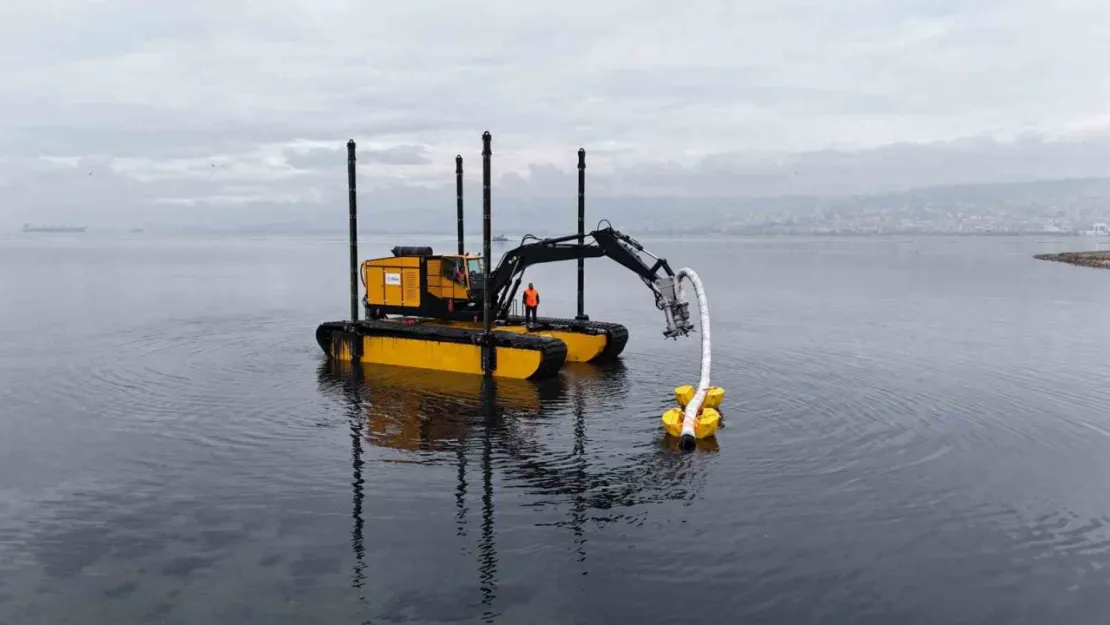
[[492, 234, 509, 242], [22, 224, 87, 233]]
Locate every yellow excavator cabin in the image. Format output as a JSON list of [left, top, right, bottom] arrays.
[[362, 246, 485, 319]]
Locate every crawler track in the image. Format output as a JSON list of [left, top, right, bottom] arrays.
[[503, 315, 629, 360]]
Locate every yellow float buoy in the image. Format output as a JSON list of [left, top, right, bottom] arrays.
[[674, 384, 724, 410], [661, 406, 721, 439]]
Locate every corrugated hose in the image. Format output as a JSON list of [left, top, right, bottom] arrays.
[[675, 267, 711, 447]]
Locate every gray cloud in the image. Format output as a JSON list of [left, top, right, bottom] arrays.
[[284, 144, 432, 170], [3, 0, 1110, 229]]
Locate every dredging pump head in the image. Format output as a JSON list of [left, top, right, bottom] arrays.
[[657, 276, 695, 338]]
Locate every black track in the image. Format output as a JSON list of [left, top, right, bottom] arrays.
[[502, 315, 629, 361], [315, 319, 568, 379]]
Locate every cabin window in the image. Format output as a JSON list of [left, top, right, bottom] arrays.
[[442, 258, 457, 279], [442, 257, 468, 286]]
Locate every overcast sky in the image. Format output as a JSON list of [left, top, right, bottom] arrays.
[[3, 0, 1110, 228]]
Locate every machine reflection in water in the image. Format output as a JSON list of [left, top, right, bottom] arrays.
[[315, 357, 713, 619]]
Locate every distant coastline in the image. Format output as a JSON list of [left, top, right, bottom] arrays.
[[21, 224, 87, 233], [1033, 251, 1110, 269], [161, 224, 1110, 238]]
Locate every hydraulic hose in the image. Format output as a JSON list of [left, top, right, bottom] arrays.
[[675, 267, 710, 448]]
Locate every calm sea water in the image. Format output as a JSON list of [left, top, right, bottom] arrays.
[[3, 232, 1110, 624]]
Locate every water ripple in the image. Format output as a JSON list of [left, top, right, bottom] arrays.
[[7, 235, 1110, 623]]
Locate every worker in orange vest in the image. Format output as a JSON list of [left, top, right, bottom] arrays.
[[523, 282, 540, 325]]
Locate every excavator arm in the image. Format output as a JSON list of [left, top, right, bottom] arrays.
[[478, 223, 696, 338]]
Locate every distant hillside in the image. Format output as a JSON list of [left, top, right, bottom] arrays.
[[859, 177, 1110, 207], [179, 176, 1110, 236]]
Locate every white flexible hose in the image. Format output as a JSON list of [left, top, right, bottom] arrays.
[[675, 267, 710, 441]]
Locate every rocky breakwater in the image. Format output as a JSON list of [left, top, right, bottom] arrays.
[[1034, 250, 1110, 269]]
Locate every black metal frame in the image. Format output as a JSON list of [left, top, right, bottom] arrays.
[[486, 225, 678, 321], [346, 131, 693, 342]]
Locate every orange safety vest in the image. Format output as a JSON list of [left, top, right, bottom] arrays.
[[523, 288, 538, 307]]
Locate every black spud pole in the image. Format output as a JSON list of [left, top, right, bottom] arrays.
[[348, 139, 359, 323], [456, 155, 465, 255]]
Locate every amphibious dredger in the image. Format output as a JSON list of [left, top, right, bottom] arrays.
[[316, 131, 696, 379]]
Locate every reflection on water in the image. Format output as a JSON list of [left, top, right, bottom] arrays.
[[315, 358, 711, 619], [341, 366, 370, 619], [318, 360, 633, 454], [478, 376, 497, 620]]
